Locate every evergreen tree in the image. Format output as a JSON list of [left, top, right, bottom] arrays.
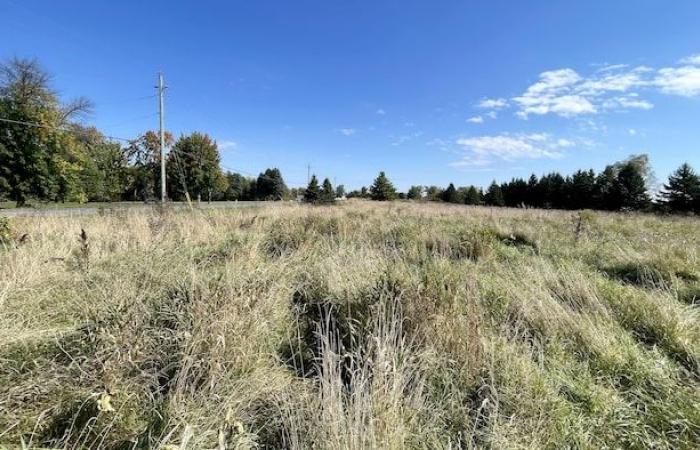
[[569, 169, 596, 210], [503, 177, 528, 207], [548, 172, 568, 209], [335, 184, 345, 198], [485, 181, 505, 206], [304, 174, 320, 203], [526, 174, 539, 207], [616, 162, 650, 210], [661, 163, 700, 212], [256, 168, 287, 200], [594, 165, 618, 210], [320, 177, 335, 203], [441, 183, 459, 203], [407, 185, 423, 200], [464, 185, 482, 205], [369, 171, 397, 201]]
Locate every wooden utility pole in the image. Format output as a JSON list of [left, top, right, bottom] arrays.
[[157, 73, 167, 203]]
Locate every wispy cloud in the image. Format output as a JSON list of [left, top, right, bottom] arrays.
[[391, 131, 423, 146], [338, 128, 356, 136], [376, 108, 386, 115], [480, 54, 700, 119], [656, 65, 700, 96], [218, 140, 238, 150], [680, 54, 700, 65], [477, 98, 509, 109], [452, 133, 569, 167], [466, 116, 484, 124], [426, 138, 449, 149], [514, 68, 606, 118]]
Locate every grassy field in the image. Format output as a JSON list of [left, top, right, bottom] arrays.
[[0, 201, 150, 210], [1, 201, 698, 449]]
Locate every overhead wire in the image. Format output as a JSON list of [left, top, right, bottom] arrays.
[[1, 87, 310, 187], [96, 94, 158, 106], [0, 117, 134, 142], [102, 112, 158, 129]]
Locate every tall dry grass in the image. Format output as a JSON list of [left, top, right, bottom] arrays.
[[0, 201, 698, 449]]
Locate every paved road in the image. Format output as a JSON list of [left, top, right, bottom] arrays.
[[0, 201, 279, 217]]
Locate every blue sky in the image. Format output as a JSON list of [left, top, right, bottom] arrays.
[[2, 1, 699, 190]]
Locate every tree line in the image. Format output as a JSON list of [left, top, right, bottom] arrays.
[[2, 57, 699, 214], [344, 156, 700, 214], [0, 57, 292, 205], [339, 157, 700, 214]]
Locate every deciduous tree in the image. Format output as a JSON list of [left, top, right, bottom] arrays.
[[167, 132, 227, 202], [0, 57, 92, 205]]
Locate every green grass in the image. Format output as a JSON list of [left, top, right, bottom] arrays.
[[0, 201, 698, 449]]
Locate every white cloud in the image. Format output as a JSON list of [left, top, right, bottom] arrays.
[[513, 68, 602, 118], [218, 140, 238, 150], [628, 129, 637, 136], [466, 116, 484, 124], [338, 128, 356, 136], [596, 63, 630, 73], [452, 133, 568, 167], [602, 95, 654, 111], [680, 54, 700, 66], [528, 69, 582, 94], [514, 68, 602, 118], [477, 98, 508, 109], [503, 55, 700, 118], [578, 67, 650, 95], [485, 111, 498, 119], [556, 138, 574, 148], [655, 65, 700, 96], [376, 108, 386, 115]]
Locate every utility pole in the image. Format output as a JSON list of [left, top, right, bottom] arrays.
[[157, 73, 167, 203]]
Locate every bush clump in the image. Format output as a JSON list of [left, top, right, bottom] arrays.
[[0, 217, 12, 246]]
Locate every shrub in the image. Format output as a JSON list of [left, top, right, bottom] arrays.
[[0, 217, 12, 245]]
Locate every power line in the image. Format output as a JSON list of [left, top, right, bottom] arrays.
[[103, 112, 158, 129], [0, 117, 133, 142], [219, 164, 306, 185], [97, 94, 158, 106]]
